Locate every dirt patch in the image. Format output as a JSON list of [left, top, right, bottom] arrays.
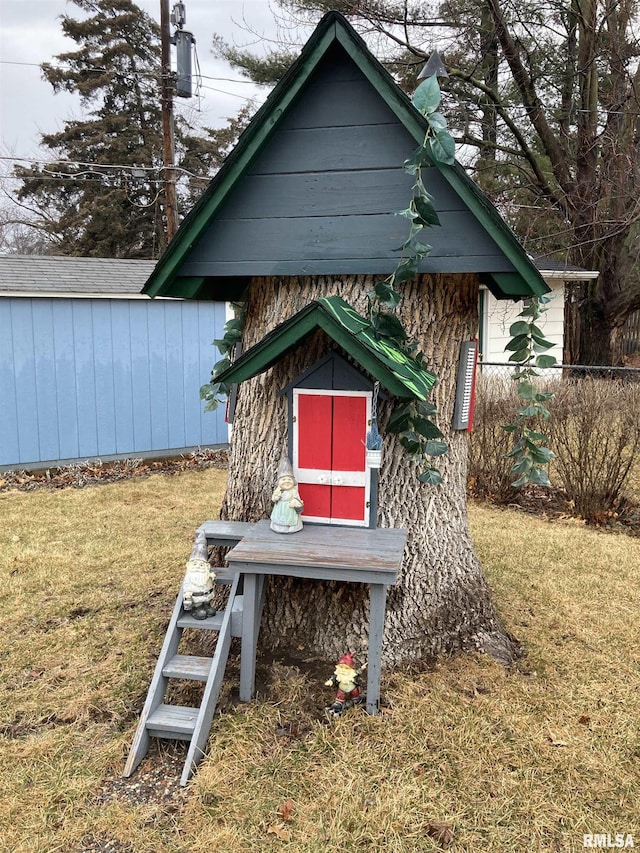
[[470, 483, 640, 536], [0, 448, 228, 493]]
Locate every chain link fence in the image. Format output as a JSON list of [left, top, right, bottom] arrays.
[[479, 361, 640, 383]]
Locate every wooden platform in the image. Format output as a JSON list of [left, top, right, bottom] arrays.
[[226, 520, 406, 713]]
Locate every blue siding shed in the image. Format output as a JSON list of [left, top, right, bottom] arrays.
[[0, 256, 227, 470]]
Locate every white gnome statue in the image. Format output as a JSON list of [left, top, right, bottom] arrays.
[[270, 452, 304, 534], [182, 530, 216, 619]]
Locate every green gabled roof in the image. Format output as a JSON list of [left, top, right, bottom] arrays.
[[216, 296, 438, 401], [143, 11, 549, 301]]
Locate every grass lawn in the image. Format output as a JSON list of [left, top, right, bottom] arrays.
[[1, 469, 638, 852]]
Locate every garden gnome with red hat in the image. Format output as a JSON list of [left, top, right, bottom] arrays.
[[324, 653, 366, 717]]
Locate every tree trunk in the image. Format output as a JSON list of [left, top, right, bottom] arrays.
[[220, 274, 519, 666]]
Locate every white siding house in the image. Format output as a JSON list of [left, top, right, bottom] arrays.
[[480, 258, 599, 369]]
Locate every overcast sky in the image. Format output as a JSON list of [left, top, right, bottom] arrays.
[[0, 0, 299, 167]]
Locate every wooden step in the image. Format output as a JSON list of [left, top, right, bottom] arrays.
[[177, 595, 243, 638], [163, 654, 212, 681], [146, 704, 198, 740]]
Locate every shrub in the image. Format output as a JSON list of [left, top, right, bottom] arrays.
[[546, 378, 640, 521], [467, 375, 522, 503], [468, 373, 640, 523]]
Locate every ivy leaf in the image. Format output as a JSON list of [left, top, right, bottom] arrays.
[[529, 446, 555, 464], [374, 312, 408, 341], [517, 381, 537, 400], [414, 196, 441, 227], [511, 455, 533, 475], [387, 405, 413, 434], [505, 334, 530, 352], [396, 207, 417, 219], [399, 435, 421, 455], [509, 349, 531, 363], [373, 281, 401, 307], [536, 354, 557, 368], [427, 111, 448, 132], [393, 261, 419, 284], [403, 145, 431, 174], [424, 439, 448, 457], [414, 417, 444, 440], [509, 321, 531, 336], [429, 129, 456, 165], [501, 423, 519, 432], [416, 400, 438, 418], [529, 466, 552, 487], [211, 357, 231, 379], [517, 405, 540, 418], [419, 468, 443, 485], [523, 428, 548, 442], [412, 76, 442, 114], [533, 340, 555, 353]]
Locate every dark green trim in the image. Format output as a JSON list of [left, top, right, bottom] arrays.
[[216, 297, 437, 401], [143, 11, 549, 301]]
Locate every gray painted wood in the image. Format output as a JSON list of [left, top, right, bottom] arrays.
[[162, 654, 213, 681], [124, 565, 246, 785], [145, 704, 198, 739], [184, 211, 508, 267], [217, 170, 416, 220], [181, 254, 514, 277], [181, 572, 242, 785], [227, 522, 405, 715], [366, 583, 388, 714], [197, 520, 255, 545], [123, 587, 185, 778], [253, 124, 416, 176], [227, 520, 406, 586]]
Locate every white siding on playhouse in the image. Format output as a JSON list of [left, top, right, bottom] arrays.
[[480, 280, 564, 366]]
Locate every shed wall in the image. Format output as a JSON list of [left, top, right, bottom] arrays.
[[0, 296, 227, 469]]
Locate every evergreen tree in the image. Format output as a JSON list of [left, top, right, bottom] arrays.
[[13, 0, 217, 258]]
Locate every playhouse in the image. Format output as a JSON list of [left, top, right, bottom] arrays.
[[126, 11, 551, 785]]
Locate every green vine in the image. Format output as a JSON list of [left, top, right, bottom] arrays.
[[503, 294, 557, 486], [200, 301, 246, 412], [365, 74, 456, 486]]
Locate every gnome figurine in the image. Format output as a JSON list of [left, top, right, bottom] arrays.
[[182, 530, 216, 619], [270, 452, 304, 534], [324, 653, 367, 717]]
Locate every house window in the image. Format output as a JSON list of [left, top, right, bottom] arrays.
[[292, 388, 372, 527]]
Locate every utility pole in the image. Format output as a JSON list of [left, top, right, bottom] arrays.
[[160, 0, 178, 241]]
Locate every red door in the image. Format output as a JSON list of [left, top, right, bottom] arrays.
[[293, 389, 371, 526]]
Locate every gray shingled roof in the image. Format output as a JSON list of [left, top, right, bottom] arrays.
[[0, 255, 157, 295], [0, 253, 597, 297]]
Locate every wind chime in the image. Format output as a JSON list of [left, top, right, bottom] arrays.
[[365, 381, 382, 468]]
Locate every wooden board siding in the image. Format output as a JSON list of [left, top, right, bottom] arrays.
[[179, 44, 514, 280], [0, 297, 227, 469]]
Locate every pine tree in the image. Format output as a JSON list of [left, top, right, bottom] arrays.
[[13, 0, 216, 258]]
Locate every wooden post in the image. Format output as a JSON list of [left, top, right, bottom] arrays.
[[160, 0, 178, 241]]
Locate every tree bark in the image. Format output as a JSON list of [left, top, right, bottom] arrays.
[[219, 274, 519, 666]]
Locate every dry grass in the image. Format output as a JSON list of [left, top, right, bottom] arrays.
[[1, 471, 639, 852]]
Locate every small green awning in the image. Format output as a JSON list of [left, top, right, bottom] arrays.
[[216, 296, 437, 401]]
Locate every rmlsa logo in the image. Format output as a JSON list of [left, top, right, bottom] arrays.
[[584, 835, 635, 849]]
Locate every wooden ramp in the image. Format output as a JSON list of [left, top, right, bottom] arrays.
[[123, 522, 253, 786]]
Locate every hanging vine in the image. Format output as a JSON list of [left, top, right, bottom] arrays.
[[200, 301, 246, 412], [365, 73, 456, 486], [502, 294, 557, 487]]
